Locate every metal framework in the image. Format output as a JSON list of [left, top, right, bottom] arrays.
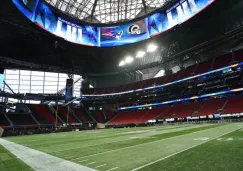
[[44, 0, 170, 24]]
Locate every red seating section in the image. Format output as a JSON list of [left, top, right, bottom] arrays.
[[222, 96, 243, 114], [194, 99, 225, 116], [108, 111, 145, 125], [34, 105, 59, 124], [136, 107, 167, 123]]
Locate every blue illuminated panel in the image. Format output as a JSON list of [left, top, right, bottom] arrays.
[[118, 88, 243, 110], [12, 0, 215, 47]]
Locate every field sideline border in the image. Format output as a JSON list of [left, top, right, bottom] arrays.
[[131, 126, 243, 171]]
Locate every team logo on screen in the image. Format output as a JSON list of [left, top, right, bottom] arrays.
[[128, 24, 141, 34], [102, 31, 123, 40]]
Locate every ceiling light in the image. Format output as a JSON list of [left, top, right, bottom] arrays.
[[119, 60, 125, 67], [147, 44, 158, 52], [136, 51, 145, 58], [125, 56, 134, 63]]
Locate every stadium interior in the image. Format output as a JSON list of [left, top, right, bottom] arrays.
[[0, 0, 243, 171]]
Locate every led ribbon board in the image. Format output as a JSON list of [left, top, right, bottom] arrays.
[[13, 0, 215, 47], [118, 88, 243, 110]]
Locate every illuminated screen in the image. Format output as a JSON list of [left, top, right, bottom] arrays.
[[0, 74, 4, 89], [13, 0, 215, 47], [100, 19, 149, 47]]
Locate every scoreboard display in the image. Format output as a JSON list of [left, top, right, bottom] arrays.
[[13, 0, 215, 47]]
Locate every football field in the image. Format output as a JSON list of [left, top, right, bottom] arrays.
[[1, 123, 243, 171]]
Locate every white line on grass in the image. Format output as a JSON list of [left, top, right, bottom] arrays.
[[79, 159, 88, 162], [86, 162, 96, 165], [131, 127, 242, 171], [95, 164, 107, 168], [107, 167, 118, 171], [71, 125, 220, 161]]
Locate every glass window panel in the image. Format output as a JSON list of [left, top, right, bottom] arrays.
[[20, 80, 30, 85], [6, 84, 19, 90], [44, 85, 57, 90], [30, 89, 43, 93], [45, 77, 58, 81], [31, 76, 44, 81], [5, 75, 19, 80], [31, 86, 43, 90], [20, 70, 31, 75], [31, 80, 44, 86], [44, 81, 58, 86], [19, 85, 30, 90], [20, 75, 30, 80], [58, 81, 66, 86], [44, 89, 56, 93], [45, 72, 58, 77], [5, 79, 19, 85], [31, 71, 44, 76], [59, 73, 68, 78], [5, 70, 19, 75], [58, 77, 68, 82]]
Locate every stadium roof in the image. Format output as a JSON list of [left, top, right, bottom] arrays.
[[44, 0, 172, 24]]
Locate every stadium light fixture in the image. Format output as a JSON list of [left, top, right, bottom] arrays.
[[119, 60, 125, 67], [147, 44, 158, 52], [125, 56, 134, 63], [136, 51, 145, 58]]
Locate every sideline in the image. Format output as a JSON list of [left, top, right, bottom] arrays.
[[0, 138, 97, 171]]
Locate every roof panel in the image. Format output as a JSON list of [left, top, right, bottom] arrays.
[[44, 0, 171, 24]]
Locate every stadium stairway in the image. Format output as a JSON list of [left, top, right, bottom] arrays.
[[72, 107, 93, 123], [57, 106, 78, 124], [94, 111, 105, 123]]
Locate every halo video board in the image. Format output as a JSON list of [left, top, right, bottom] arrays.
[[13, 0, 215, 47]]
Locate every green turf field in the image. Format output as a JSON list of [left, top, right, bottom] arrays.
[[2, 123, 243, 171]]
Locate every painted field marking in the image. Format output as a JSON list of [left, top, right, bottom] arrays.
[[226, 138, 233, 141], [131, 127, 242, 171], [52, 125, 199, 154], [193, 137, 209, 141], [107, 167, 118, 171], [95, 164, 107, 168], [71, 125, 218, 161], [78, 159, 88, 162], [86, 162, 96, 165]]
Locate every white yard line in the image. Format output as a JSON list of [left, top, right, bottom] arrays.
[[65, 156, 76, 159], [86, 162, 96, 165], [0, 138, 97, 171], [95, 164, 107, 168], [79, 159, 89, 162], [71, 125, 219, 161], [131, 127, 242, 171], [107, 167, 118, 171]]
